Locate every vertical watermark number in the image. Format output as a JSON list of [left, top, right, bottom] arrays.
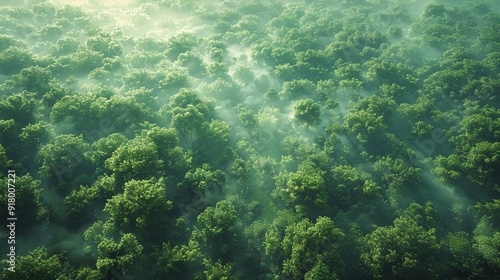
[[6, 170, 16, 272]]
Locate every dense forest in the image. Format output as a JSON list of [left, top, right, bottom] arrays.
[[0, 0, 499, 279]]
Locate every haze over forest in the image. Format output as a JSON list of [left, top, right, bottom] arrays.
[[0, 0, 499, 279]]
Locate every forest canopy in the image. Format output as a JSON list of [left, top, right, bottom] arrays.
[[0, 0, 499, 279]]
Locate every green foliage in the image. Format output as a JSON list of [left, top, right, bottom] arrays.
[[104, 178, 172, 237], [86, 32, 122, 58], [90, 133, 128, 174], [50, 94, 101, 133], [0, 91, 36, 126], [361, 215, 440, 279], [166, 88, 214, 134], [194, 119, 233, 166], [0, 143, 13, 170], [281, 217, 345, 279], [280, 79, 316, 100], [345, 109, 387, 144], [19, 121, 50, 144], [473, 216, 500, 272], [64, 175, 117, 226], [105, 137, 164, 183], [0, 247, 71, 279], [374, 156, 422, 205], [294, 98, 321, 126], [38, 134, 92, 190], [274, 161, 329, 216], [0, 174, 47, 231], [233, 64, 255, 85], [441, 231, 482, 278], [195, 199, 238, 257], [166, 32, 198, 60], [0, 46, 34, 75], [329, 165, 371, 210], [465, 141, 500, 192], [179, 163, 225, 194], [9, 66, 54, 97], [153, 240, 203, 279], [96, 233, 143, 278], [1, 1, 499, 279], [203, 259, 238, 280]]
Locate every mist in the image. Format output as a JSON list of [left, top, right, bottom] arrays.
[[0, 0, 499, 279]]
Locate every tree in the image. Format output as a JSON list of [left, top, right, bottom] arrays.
[[64, 183, 100, 225], [294, 98, 321, 126], [280, 79, 316, 100], [274, 161, 329, 216], [96, 233, 144, 279], [295, 49, 331, 81], [153, 240, 203, 279], [333, 61, 362, 82], [19, 121, 51, 146], [54, 48, 104, 75], [0, 46, 34, 75], [201, 78, 241, 103], [233, 64, 255, 85], [281, 217, 345, 279], [41, 82, 72, 107], [206, 39, 227, 62], [0, 174, 47, 233], [9, 66, 54, 98], [38, 134, 92, 192], [86, 32, 122, 58], [441, 231, 482, 278], [138, 122, 189, 178], [178, 163, 225, 199], [50, 93, 102, 135], [166, 32, 198, 60], [105, 137, 164, 184], [194, 199, 238, 259], [99, 95, 157, 133], [158, 67, 190, 93], [165, 88, 214, 135], [0, 34, 25, 52], [344, 109, 393, 154], [104, 178, 173, 240], [422, 4, 446, 18], [203, 259, 238, 280], [195, 119, 232, 167], [121, 69, 164, 92], [365, 57, 418, 88], [127, 49, 164, 69], [361, 216, 440, 279], [90, 133, 128, 175], [400, 202, 439, 231], [64, 175, 117, 226], [178, 50, 207, 76], [50, 36, 80, 56], [329, 165, 365, 210], [74, 266, 102, 280], [464, 142, 500, 193], [0, 144, 13, 171], [177, 163, 225, 219], [473, 216, 500, 273], [374, 156, 422, 207], [0, 247, 71, 279], [0, 91, 36, 127]]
